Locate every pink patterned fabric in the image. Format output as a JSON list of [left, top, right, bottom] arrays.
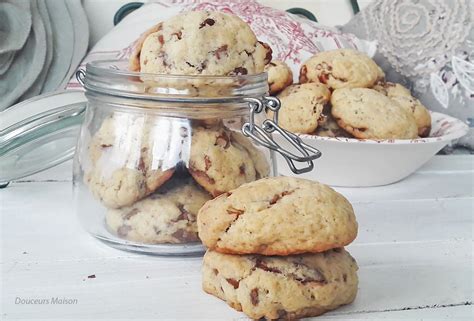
[[67, 0, 375, 88]]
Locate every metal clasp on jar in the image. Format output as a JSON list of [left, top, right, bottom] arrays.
[[242, 97, 321, 174]]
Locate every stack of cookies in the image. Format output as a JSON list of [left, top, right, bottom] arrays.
[[84, 116, 271, 244], [265, 48, 432, 139], [198, 176, 359, 320]]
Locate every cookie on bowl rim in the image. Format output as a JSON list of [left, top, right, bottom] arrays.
[[130, 11, 272, 76], [299, 48, 382, 89], [268, 83, 331, 134], [203, 248, 358, 320], [197, 176, 358, 255], [331, 87, 418, 140], [264, 60, 293, 95], [106, 177, 211, 244], [373, 82, 431, 137]]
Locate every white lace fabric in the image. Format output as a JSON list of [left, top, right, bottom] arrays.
[[361, 0, 472, 90]]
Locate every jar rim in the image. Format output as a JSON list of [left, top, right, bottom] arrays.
[[83, 60, 269, 104]]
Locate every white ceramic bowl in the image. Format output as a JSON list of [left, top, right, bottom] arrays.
[[275, 112, 469, 187]]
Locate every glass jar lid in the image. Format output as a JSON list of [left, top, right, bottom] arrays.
[[0, 90, 86, 184], [80, 60, 269, 104]]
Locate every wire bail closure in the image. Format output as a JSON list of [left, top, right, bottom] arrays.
[[242, 96, 322, 174], [76, 69, 86, 87]]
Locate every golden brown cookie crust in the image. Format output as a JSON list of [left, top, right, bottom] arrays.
[[197, 177, 358, 255], [264, 60, 293, 95], [133, 11, 271, 75], [331, 88, 418, 139], [299, 49, 382, 89], [270, 83, 331, 134], [373, 82, 431, 137], [202, 249, 358, 320], [189, 125, 260, 197], [129, 22, 163, 72]]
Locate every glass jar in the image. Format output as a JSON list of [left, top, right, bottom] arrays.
[[73, 60, 320, 255]]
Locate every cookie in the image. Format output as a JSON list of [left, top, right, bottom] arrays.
[[131, 11, 272, 76], [373, 82, 431, 137], [331, 88, 418, 139], [85, 168, 150, 210], [230, 131, 271, 179], [197, 176, 358, 255], [264, 60, 293, 95], [269, 83, 331, 134], [106, 177, 211, 244], [85, 115, 177, 208], [129, 22, 163, 72], [189, 125, 259, 197], [202, 248, 358, 320], [299, 49, 382, 89]]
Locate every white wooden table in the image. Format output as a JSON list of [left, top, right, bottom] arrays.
[[1, 155, 473, 320]]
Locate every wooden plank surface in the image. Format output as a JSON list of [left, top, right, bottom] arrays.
[[2, 184, 471, 262], [1, 156, 473, 320]]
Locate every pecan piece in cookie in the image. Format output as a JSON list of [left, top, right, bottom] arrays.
[[293, 266, 327, 285], [199, 18, 215, 28], [212, 45, 228, 59], [226, 206, 244, 216], [226, 278, 240, 289], [255, 259, 282, 274], [250, 288, 259, 306], [117, 225, 132, 237], [123, 208, 140, 220], [215, 132, 230, 148], [189, 168, 216, 185], [299, 65, 308, 83], [259, 41, 273, 65], [269, 190, 293, 205]]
